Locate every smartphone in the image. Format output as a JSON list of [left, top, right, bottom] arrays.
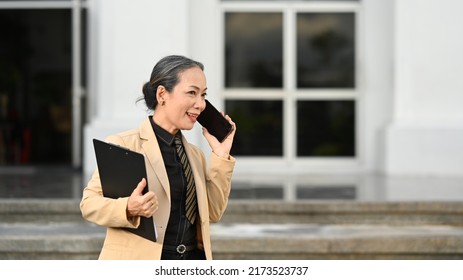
[[197, 99, 233, 143]]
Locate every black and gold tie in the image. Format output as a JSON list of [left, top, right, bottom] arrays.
[[174, 136, 197, 224]]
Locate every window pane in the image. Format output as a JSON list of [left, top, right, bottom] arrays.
[[0, 9, 73, 165], [297, 13, 355, 88], [225, 100, 283, 156], [230, 182, 283, 200], [296, 185, 356, 200], [225, 12, 283, 88], [297, 101, 355, 157]]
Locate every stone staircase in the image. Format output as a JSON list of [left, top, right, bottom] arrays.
[[0, 199, 102, 259], [213, 201, 463, 259], [1, 199, 463, 259]]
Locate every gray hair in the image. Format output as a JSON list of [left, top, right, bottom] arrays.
[[139, 55, 204, 110]]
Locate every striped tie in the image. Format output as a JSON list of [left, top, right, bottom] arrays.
[[174, 136, 197, 224]]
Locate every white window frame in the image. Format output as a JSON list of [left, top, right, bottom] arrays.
[[220, 1, 363, 175]]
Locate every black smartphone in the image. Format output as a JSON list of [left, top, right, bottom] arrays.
[[197, 99, 233, 143]]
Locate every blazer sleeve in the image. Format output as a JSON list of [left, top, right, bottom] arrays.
[[79, 135, 140, 228], [205, 152, 235, 223]]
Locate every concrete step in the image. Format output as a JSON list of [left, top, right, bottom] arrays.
[[0, 222, 103, 260], [1, 222, 462, 260], [222, 201, 463, 226], [0, 199, 83, 223], [1, 199, 462, 259], [211, 223, 463, 260], [2, 199, 463, 226]]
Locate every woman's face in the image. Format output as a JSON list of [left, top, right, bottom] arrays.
[[156, 66, 207, 134]]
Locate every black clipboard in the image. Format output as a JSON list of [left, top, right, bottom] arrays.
[[93, 138, 157, 242]]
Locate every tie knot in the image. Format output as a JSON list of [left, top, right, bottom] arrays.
[[174, 136, 182, 146]]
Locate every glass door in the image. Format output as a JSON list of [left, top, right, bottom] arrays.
[[0, 0, 86, 167]]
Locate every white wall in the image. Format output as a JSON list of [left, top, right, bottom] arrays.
[[83, 0, 463, 178], [361, 0, 394, 173], [84, 0, 192, 176], [385, 0, 463, 176]]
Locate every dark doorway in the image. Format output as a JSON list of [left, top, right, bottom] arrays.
[[0, 9, 74, 165]]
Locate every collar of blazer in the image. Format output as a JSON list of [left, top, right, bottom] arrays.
[[137, 117, 204, 207], [139, 118, 171, 201]]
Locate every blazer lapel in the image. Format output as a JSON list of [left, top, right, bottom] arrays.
[[139, 118, 171, 201]]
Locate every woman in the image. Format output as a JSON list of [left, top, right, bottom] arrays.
[[80, 55, 236, 260]]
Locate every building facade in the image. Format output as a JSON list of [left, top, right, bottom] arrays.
[[1, 0, 462, 184], [84, 0, 463, 178]]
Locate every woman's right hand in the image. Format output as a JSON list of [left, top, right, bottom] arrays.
[[126, 178, 158, 218], [202, 113, 236, 159]]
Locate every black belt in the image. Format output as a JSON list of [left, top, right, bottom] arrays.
[[163, 244, 196, 254]]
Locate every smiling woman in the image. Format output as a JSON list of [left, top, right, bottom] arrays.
[[147, 63, 207, 133], [80, 55, 237, 260]]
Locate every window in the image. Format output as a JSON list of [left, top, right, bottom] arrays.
[[222, 1, 359, 166], [225, 12, 283, 88], [296, 13, 355, 88], [226, 100, 283, 156], [297, 100, 355, 157]]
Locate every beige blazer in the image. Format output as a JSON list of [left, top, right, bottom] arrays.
[[80, 117, 235, 260]]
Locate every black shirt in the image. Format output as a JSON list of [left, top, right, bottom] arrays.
[[149, 116, 196, 247]]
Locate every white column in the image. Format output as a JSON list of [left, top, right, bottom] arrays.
[[385, 0, 463, 176], [83, 0, 190, 176], [187, 0, 222, 154], [361, 0, 394, 173]]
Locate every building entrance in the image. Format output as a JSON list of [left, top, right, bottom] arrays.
[[0, 4, 86, 167]]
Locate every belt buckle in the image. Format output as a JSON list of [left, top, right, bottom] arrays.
[[176, 244, 187, 254]]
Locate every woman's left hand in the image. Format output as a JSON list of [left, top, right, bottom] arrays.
[[202, 113, 236, 159]]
